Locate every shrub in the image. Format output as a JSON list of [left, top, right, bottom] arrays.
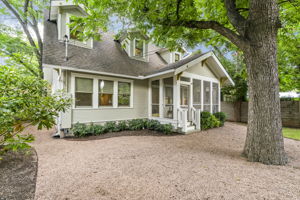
[[117, 120, 128, 131], [128, 119, 146, 131], [145, 120, 161, 131], [201, 112, 220, 130], [104, 121, 119, 132], [72, 123, 89, 137], [92, 124, 107, 135], [159, 124, 173, 134], [213, 112, 226, 126]]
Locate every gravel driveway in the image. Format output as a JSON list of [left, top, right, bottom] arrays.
[[32, 123, 300, 200]]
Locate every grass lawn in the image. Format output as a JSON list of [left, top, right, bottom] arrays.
[[283, 128, 300, 140]]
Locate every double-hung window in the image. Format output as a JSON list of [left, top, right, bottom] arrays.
[[75, 77, 93, 107], [118, 82, 131, 107], [99, 80, 114, 106], [134, 39, 144, 57]]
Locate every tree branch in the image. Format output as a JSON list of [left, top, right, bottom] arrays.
[[176, 0, 182, 20], [162, 20, 248, 49], [224, 0, 247, 36]]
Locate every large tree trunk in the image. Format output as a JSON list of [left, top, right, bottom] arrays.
[[243, 0, 287, 165]]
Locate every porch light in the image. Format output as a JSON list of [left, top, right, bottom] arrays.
[[100, 80, 105, 89]]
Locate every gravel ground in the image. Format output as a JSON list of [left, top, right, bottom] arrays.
[[0, 149, 38, 200], [32, 122, 300, 200]]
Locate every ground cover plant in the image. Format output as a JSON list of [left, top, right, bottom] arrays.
[[72, 119, 174, 137], [283, 128, 300, 141]]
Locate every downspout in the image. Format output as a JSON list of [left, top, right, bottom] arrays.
[[54, 68, 64, 137]]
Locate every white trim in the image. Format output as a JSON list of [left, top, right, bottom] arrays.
[[70, 72, 134, 109], [148, 79, 152, 118], [43, 51, 234, 84], [44, 64, 143, 80], [159, 79, 163, 118], [210, 82, 213, 113], [211, 54, 235, 86], [182, 71, 219, 83]]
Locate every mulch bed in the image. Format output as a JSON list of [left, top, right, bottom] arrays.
[[64, 129, 180, 141], [0, 149, 38, 200]]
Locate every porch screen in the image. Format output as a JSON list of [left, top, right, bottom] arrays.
[[212, 83, 219, 113], [193, 79, 201, 109], [163, 77, 173, 119], [151, 80, 159, 117], [75, 77, 93, 107], [203, 81, 211, 112], [99, 80, 114, 106], [118, 82, 131, 106]]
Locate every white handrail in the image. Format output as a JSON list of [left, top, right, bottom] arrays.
[[191, 106, 201, 130], [177, 108, 188, 132]]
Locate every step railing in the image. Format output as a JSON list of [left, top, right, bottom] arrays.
[[191, 107, 201, 130], [177, 108, 188, 132]]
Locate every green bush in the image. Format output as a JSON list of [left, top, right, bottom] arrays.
[[159, 124, 173, 134], [201, 112, 220, 130], [128, 119, 146, 130], [145, 120, 161, 131], [72, 123, 89, 137], [104, 121, 119, 132], [72, 119, 174, 137], [117, 120, 128, 131], [213, 112, 226, 126]]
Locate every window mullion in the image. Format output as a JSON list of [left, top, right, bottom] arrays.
[[113, 81, 118, 108], [93, 78, 98, 108]]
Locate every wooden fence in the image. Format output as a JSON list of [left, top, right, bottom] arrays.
[[221, 101, 300, 128]]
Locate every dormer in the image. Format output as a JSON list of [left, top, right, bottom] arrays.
[[118, 31, 149, 62], [49, 0, 93, 49], [158, 49, 186, 64]]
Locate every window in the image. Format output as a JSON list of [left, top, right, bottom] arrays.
[[212, 83, 219, 113], [69, 17, 84, 42], [174, 53, 180, 62], [151, 80, 160, 117], [75, 77, 93, 107], [203, 81, 211, 112], [134, 39, 144, 57], [193, 79, 201, 109], [163, 78, 173, 119], [118, 82, 131, 106], [180, 77, 190, 82], [99, 80, 114, 106]]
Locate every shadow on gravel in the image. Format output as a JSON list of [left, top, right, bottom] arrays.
[[0, 148, 38, 200]]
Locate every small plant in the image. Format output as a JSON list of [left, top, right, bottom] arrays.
[[145, 120, 161, 131], [117, 121, 128, 131], [104, 121, 119, 132], [213, 112, 226, 127], [93, 124, 107, 135], [128, 119, 146, 131], [159, 124, 173, 134], [72, 123, 89, 137], [201, 111, 220, 130]]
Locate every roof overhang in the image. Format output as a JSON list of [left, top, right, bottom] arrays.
[[51, 1, 87, 16], [43, 51, 234, 86]]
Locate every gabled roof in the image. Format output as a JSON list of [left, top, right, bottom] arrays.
[[43, 11, 234, 85]]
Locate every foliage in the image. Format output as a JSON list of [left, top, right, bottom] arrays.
[[117, 120, 128, 131], [0, 0, 47, 76], [201, 112, 220, 130], [0, 65, 71, 154], [158, 124, 173, 134], [104, 121, 120, 132], [72, 119, 173, 137], [0, 134, 34, 156], [145, 119, 161, 131], [213, 112, 226, 127], [127, 119, 146, 131], [0, 24, 39, 76]]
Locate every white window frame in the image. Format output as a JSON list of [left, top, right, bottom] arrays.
[[71, 72, 134, 109], [133, 38, 145, 58], [174, 52, 181, 62], [59, 13, 93, 49]]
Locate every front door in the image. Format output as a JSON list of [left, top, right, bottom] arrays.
[[180, 84, 190, 120]]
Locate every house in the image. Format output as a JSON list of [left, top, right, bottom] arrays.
[[43, 1, 234, 137]]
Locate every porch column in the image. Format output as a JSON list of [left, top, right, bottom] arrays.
[[173, 75, 179, 120], [159, 78, 164, 118], [218, 82, 221, 112], [210, 81, 213, 113], [201, 80, 204, 111]]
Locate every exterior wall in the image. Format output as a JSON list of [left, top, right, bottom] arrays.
[[71, 78, 149, 124], [186, 62, 217, 79], [221, 101, 300, 128]]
